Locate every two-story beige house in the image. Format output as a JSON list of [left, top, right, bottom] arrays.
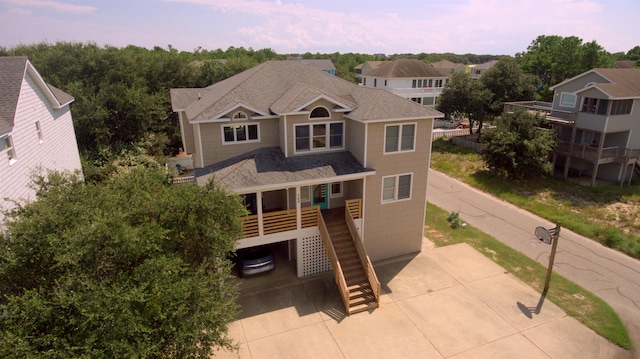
[[505, 68, 640, 186], [171, 60, 443, 314], [0, 57, 83, 225]]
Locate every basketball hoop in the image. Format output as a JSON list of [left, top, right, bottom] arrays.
[[535, 226, 553, 244]]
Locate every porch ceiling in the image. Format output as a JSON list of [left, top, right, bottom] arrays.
[[195, 147, 375, 191]]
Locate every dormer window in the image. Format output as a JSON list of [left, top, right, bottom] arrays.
[[309, 106, 330, 119], [233, 111, 248, 120]]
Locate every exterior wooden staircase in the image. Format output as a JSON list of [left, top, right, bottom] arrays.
[[319, 201, 380, 315]]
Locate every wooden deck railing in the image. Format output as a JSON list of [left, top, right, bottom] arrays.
[[318, 211, 350, 314], [239, 206, 320, 239], [557, 142, 640, 164], [344, 199, 380, 304]]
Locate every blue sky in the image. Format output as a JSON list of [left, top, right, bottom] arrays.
[[0, 0, 638, 56]]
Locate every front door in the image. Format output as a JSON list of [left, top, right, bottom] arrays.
[[311, 184, 328, 209]]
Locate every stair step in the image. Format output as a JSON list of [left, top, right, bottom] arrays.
[[348, 301, 378, 315], [349, 294, 376, 306], [349, 288, 373, 299]]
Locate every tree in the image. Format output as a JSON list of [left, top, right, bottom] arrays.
[[0, 167, 246, 358], [516, 35, 614, 101], [481, 108, 558, 178], [480, 57, 537, 114], [437, 72, 492, 136]]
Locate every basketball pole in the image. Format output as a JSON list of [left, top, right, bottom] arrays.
[[543, 223, 561, 293]]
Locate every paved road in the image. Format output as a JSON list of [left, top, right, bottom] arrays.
[[427, 169, 640, 356]]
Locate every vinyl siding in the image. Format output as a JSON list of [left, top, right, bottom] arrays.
[[0, 72, 82, 222], [198, 118, 279, 167], [361, 118, 433, 260]]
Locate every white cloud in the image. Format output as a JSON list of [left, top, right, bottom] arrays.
[[0, 0, 97, 14]]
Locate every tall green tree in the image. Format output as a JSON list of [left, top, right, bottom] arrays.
[[437, 72, 492, 136], [516, 35, 614, 101], [480, 57, 537, 114], [0, 167, 246, 358], [481, 108, 558, 178]]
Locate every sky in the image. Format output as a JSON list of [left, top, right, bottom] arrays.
[[0, 0, 638, 56]]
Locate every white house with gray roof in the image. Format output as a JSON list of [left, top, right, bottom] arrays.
[[360, 59, 450, 107], [171, 60, 443, 314], [0, 57, 82, 224]]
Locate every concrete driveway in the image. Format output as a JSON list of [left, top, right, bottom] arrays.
[[214, 243, 626, 358]]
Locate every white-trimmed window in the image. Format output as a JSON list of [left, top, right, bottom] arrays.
[[330, 182, 343, 198], [384, 123, 416, 153], [382, 174, 412, 203], [35, 121, 43, 142], [1, 135, 17, 164], [295, 122, 344, 153], [300, 186, 310, 202], [222, 124, 259, 144], [310, 106, 330, 119], [559, 92, 577, 108], [233, 111, 248, 120]]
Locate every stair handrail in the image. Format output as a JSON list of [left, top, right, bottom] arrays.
[[318, 209, 350, 314], [344, 199, 380, 304]]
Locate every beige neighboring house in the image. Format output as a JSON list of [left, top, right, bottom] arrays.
[[430, 59, 466, 74], [354, 60, 384, 83], [505, 68, 640, 186], [0, 57, 83, 224], [171, 60, 443, 314], [469, 59, 498, 79], [360, 58, 450, 107]]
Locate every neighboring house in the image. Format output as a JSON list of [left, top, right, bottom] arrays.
[[287, 57, 336, 75], [505, 68, 640, 186], [615, 60, 636, 69], [354, 60, 384, 83], [0, 57, 83, 224], [360, 58, 450, 107], [171, 60, 443, 314], [469, 59, 497, 79], [430, 59, 466, 74]]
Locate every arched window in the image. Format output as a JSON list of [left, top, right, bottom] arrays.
[[310, 106, 330, 119], [233, 111, 248, 120]]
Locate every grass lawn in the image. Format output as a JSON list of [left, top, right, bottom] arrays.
[[430, 137, 640, 259], [425, 202, 632, 349]]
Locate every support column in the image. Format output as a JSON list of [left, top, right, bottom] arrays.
[[257, 191, 264, 236], [295, 186, 302, 230]]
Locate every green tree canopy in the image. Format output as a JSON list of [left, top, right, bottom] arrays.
[[516, 35, 614, 101], [481, 109, 558, 178], [0, 167, 246, 358], [437, 71, 492, 135], [480, 57, 537, 114]]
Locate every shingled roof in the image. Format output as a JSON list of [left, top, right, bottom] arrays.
[[365, 59, 448, 78], [553, 68, 640, 99], [0, 57, 27, 134], [0, 56, 74, 134], [195, 147, 375, 191], [171, 60, 443, 123]]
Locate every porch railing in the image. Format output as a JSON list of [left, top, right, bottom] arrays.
[[239, 206, 320, 239], [556, 142, 640, 164], [344, 199, 380, 304]]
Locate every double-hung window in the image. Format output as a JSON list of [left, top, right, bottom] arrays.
[[384, 123, 415, 153], [1, 135, 16, 164], [295, 122, 344, 153], [382, 174, 412, 203], [222, 124, 259, 144]]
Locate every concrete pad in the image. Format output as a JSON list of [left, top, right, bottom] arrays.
[[247, 322, 344, 359], [212, 342, 249, 359], [326, 302, 443, 359], [375, 253, 459, 301], [238, 283, 323, 341], [397, 284, 516, 357], [523, 317, 629, 359], [449, 334, 551, 359], [465, 273, 565, 330], [429, 243, 505, 283], [301, 273, 348, 322]]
